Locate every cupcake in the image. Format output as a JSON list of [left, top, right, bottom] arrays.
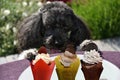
[[80, 40, 103, 80], [29, 46, 55, 80], [55, 44, 80, 80]]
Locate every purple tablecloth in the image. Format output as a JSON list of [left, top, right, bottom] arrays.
[[0, 51, 120, 80]]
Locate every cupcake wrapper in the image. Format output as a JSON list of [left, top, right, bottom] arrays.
[[81, 60, 103, 80], [55, 56, 80, 80], [30, 59, 55, 80]]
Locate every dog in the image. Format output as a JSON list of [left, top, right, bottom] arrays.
[[17, 1, 91, 54]]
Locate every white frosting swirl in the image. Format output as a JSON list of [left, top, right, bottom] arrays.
[[83, 49, 102, 64], [33, 53, 52, 65], [60, 51, 77, 67]]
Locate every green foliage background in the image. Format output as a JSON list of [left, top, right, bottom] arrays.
[[72, 0, 120, 39], [0, 0, 40, 56], [0, 0, 120, 56]]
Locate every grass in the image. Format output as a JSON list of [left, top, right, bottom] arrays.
[[72, 0, 120, 39]]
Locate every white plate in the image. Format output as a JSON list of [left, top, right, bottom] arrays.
[[18, 55, 120, 80]]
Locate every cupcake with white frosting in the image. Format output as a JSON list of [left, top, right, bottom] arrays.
[[30, 46, 55, 80], [80, 40, 103, 80], [55, 44, 80, 80]]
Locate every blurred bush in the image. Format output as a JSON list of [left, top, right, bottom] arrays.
[[0, 0, 41, 56], [72, 0, 120, 39]]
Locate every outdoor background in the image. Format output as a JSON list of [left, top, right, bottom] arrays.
[[0, 0, 120, 56]]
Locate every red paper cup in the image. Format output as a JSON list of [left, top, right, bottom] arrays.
[[30, 59, 55, 80]]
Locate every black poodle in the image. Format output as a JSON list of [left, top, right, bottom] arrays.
[[17, 1, 91, 53]]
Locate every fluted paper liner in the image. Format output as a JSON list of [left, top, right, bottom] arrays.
[[30, 59, 55, 80], [81, 60, 103, 80], [55, 56, 80, 80]]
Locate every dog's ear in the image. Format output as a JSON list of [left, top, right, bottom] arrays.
[[17, 12, 44, 52], [70, 16, 91, 46]]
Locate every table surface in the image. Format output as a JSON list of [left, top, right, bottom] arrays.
[[0, 51, 120, 80]]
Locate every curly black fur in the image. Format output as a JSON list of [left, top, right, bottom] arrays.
[[17, 1, 91, 52]]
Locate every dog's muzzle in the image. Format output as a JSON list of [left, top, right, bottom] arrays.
[[44, 30, 71, 50], [45, 35, 66, 49]]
